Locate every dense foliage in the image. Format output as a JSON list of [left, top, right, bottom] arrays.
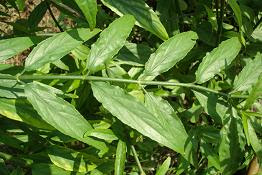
[[0, 0, 262, 174]]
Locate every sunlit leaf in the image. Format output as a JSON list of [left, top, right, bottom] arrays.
[[87, 15, 135, 73]]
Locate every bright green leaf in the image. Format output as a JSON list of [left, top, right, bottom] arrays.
[[25, 28, 100, 71], [75, 0, 97, 29], [139, 31, 198, 81], [0, 37, 41, 62], [91, 82, 189, 155], [155, 157, 171, 175], [245, 75, 262, 109], [233, 53, 262, 92], [196, 37, 242, 83], [24, 82, 108, 155], [101, 0, 169, 40], [32, 163, 85, 175], [114, 140, 126, 175], [248, 119, 262, 160], [48, 145, 99, 173], [0, 98, 53, 130], [87, 15, 135, 73]]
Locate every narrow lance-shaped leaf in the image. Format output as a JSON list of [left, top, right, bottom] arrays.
[[24, 82, 108, 155], [101, 0, 169, 40], [245, 75, 262, 109], [114, 140, 126, 175], [193, 91, 228, 124], [87, 15, 135, 73], [139, 31, 198, 81], [155, 157, 171, 175], [75, 0, 97, 30], [47, 145, 100, 173], [233, 53, 262, 92], [219, 108, 245, 175], [228, 0, 242, 28], [0, 37, 42, 62], [196, 37, 242, 83], [91, 82, 189, 155], [25, 28, 100, 71], [247, 119, 262, 160], [0, 98, 53, 130]]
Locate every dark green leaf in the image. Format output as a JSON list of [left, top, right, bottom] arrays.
[[87, 15, 135, 73], [116, 42, 153, 66], [101, 0, 169, 40], [28, 1, 48, 28], [228, 0, 242, 27], [196, 37, 242, 83]]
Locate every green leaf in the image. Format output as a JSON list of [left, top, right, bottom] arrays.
[[0, 98, 53, 130], [0, 79, 24, 98], [228, 0, 242, 28], [155, 157, 171, 175], [100, 0, 169, 40], [75, 0, 97, 29], [114, 140, 126, 175], [247, 119, 262, 160], [25, 28, 100, 71], [84, 129, 118, 142], [245, 75, 262, 109], [233, 53, 262, 92], [219, 108, 245, 175], [196, 37, 242, 83], [116, 42, 153, 66], [24, 82, 108, 154], [91, 82, 189, 154], [0, 37, 41, 62], [87, 15, 135, 73], [32, 163, 85, 175], [28, 1, 48, 28], [0, 130, 23, 150], [193, 91, 228, 124], [47, 145, 99, 173], [200, 142, 220, 170], [139, 31, 198, 81]]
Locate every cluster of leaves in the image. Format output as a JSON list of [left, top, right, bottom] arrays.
[[0, 0, 262, 174]]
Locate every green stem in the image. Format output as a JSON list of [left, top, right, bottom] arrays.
[[131, 145, 146, 175], [217, 0, 225, 44], [0, 74, 250, 99], [46, 0, 64, 32]]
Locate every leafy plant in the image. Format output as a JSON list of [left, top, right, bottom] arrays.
[[0, 0, 261, 174]]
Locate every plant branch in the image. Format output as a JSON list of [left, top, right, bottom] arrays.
[[0, 74, 251, 99], [131, 145, 146, 175], [45, 0, 64, 32], [217, 0, 225, 44]]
